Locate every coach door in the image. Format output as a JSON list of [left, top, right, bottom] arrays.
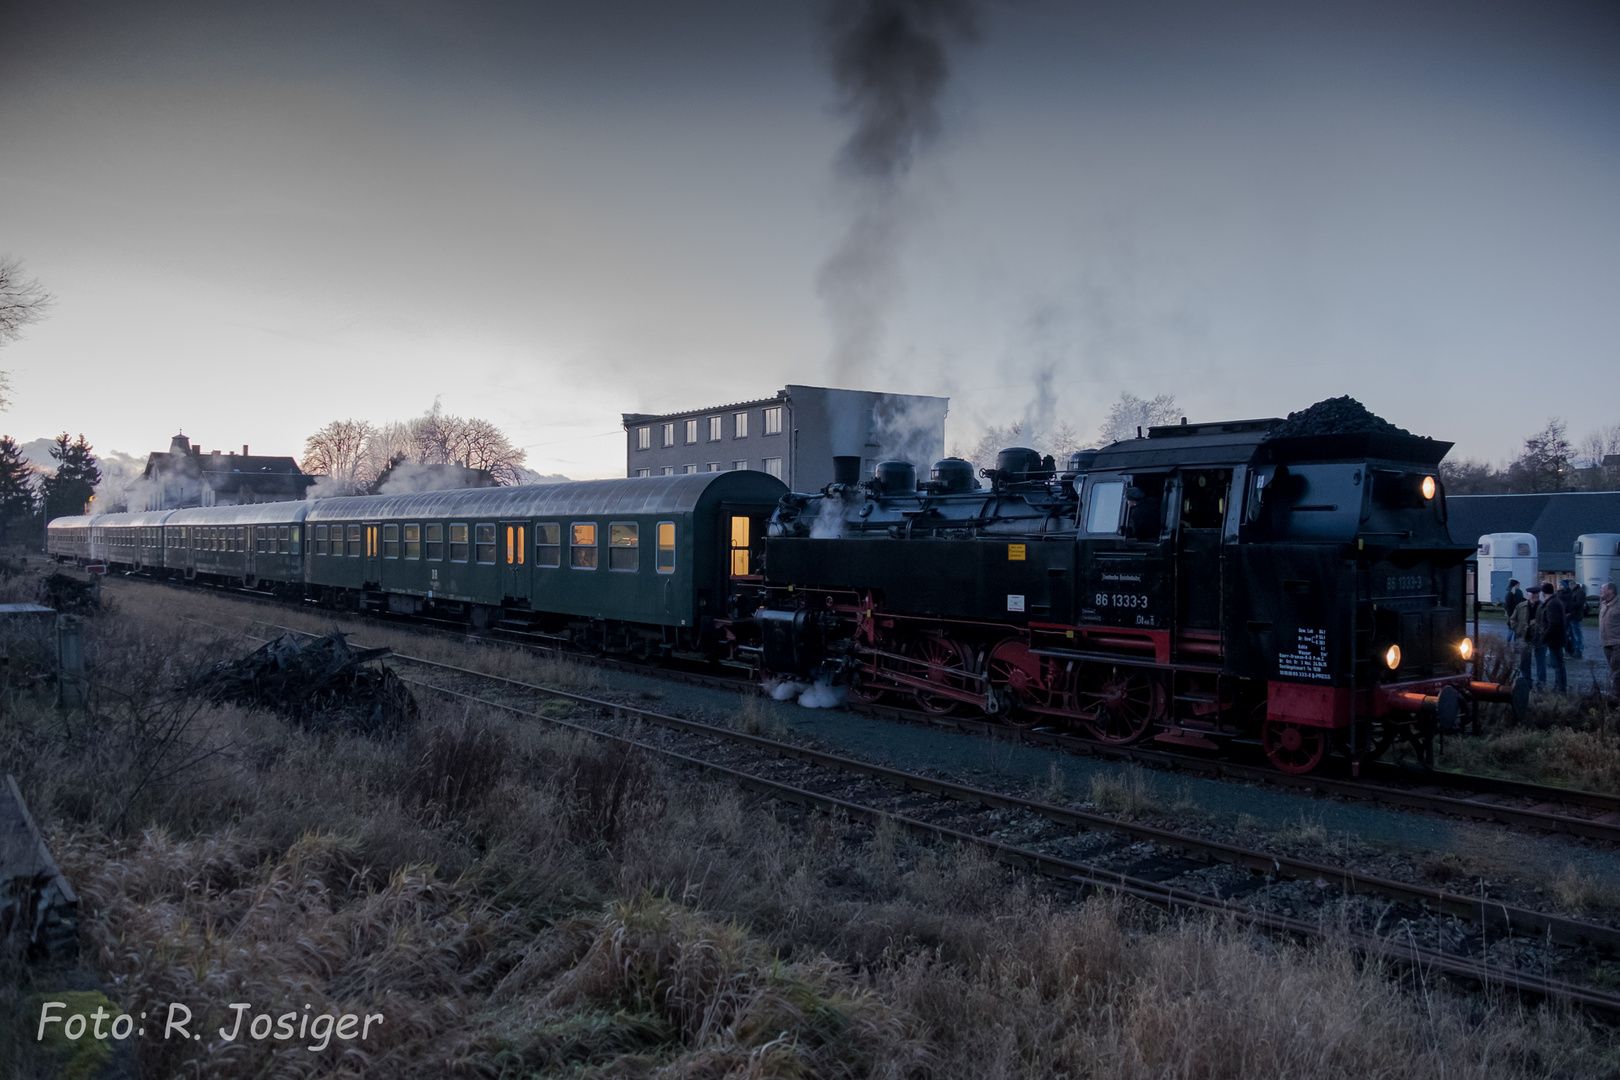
[[364, 523, 382, 584], [502, 521, 529, 601]]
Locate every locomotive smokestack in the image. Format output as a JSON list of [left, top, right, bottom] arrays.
[[833, 455, 861, 486]]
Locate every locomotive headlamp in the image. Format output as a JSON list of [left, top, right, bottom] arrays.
[[1383, 644, 1402, 669], [1420, 475, 1436, 500], [1458, 637, 1474, 661]]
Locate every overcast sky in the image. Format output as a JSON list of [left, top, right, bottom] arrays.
[[2, 0, 1617, 479]]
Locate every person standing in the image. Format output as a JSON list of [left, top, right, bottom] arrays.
[[1504, 579, 1524, 642], [1568, 580, 1588, 658], [1601, 582, 1619, 696], [1510, 587, 1535, 682], [1537, 583, 1568, 693]]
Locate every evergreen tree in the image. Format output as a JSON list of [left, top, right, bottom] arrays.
[[40, 433, 100, 520], [0, 435, 34, 540]]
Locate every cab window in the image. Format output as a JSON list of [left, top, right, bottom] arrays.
[[1086, 481, 1124, 534]]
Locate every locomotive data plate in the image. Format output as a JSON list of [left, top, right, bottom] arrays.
[[1078, 550, 1170, 629]]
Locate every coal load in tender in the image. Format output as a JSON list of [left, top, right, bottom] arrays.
[[1269, 395, 1413, 440], [197, 632, 418, 737]]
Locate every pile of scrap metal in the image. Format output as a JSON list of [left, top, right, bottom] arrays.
[[196, 632, 419, 737], [0, 776, 77, 961]]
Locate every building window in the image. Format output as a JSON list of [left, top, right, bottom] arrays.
[[609, 522, 638, 571], [708, 416, 723, 441], [763, 406, 781, 435], [637, 426, 651, 450], [763, 458, 783, 479], [735, 411, 749, 438], [571, 522, 597, 568], [347, 525, 363, 556], [450, 524, 470, 562], [684, 464, 698, 474], [383, 524, 399, 558], [707, 462, 720, 472], [425, 523, 443, 560], [662, 422, 675, 447], [536, 523, 560, 567], [685, 419, 699, 444], [475, 524, 497, 564], [657, 521, 675, 573], [732, 460, 746, 471], [404, 524, 421, 559], [662, 466, 675, 476], [636, 468, 651, 478]]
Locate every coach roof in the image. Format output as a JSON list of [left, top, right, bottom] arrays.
[[304, 471, 788, 523]]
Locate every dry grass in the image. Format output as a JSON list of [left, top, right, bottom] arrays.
[[1087, 766, 1162, 820], [4, 571, 1618, 1077]]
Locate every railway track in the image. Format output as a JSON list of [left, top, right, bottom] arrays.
[[111, 570, 1620, 843], [199, 614, 1620, 1017]]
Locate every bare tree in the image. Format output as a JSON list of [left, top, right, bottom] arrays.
[[301, 419, 376, 494], [1098, 392, 1180, 444], [1507, 417, 1572, 493], [405, 400, 527, 484], [0, 256, 52, 348], [1577, 422, 1620, 491]]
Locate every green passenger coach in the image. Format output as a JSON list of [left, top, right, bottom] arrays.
[[303, 472, 787, 653]]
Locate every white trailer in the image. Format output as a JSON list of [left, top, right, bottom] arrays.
[[1576, 533, 1620, 611], [1477, 532, 1538, 605]]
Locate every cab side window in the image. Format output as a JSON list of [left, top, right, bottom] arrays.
[[1085, 481, 1124, 534]]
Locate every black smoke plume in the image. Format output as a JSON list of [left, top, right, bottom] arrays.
[[818, 0, 983, 383]]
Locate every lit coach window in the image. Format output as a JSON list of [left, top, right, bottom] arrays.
[[656, 522, 675, 573]]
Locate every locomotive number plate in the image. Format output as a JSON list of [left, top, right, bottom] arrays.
[[1008, 544, 1026, 561]]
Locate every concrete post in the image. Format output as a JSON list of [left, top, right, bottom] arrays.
[[55, 615, 84, 710]]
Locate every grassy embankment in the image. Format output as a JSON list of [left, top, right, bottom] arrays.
[[3, 575, 1617, 1077]]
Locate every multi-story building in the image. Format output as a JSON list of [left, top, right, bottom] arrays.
[[622, 384, 949, 492]]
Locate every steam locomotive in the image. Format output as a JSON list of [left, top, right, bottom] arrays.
[[754, 415, 1519, 774]]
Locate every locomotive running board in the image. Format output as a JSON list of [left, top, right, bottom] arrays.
[[1030, 645, 1225, 674]]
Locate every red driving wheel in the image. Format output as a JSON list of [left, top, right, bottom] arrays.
[[1261, 718, 1327, 774], [907, 636, 972, 715]]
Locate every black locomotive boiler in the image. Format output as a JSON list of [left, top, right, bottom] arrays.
[[754, 410, 1518, 774]]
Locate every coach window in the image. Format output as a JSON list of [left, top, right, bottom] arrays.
[[570, 523, 598, 569], [449, 524, 469, 562], [475, 524, 497, 564], [656, 522, 675, 573], [404, 524, 421, 559], [312, 526, 324, 555], [290, 526, 301, 555], [505, 525, 525, 565], [1085, 481, 1125, 535], [278, 526, 290, 553], [347, 525, 362, 556], [536, 523, 561, 567], [383, 524, 400, 558], [425, 524, 444, 560], [609, 523, 638, 571]]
